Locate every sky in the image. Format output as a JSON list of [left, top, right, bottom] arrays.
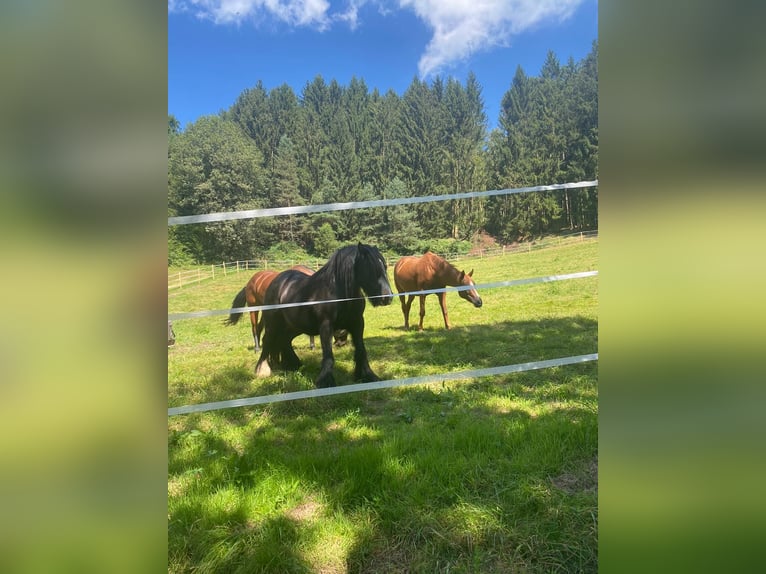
[[169, 0, 597, 132]]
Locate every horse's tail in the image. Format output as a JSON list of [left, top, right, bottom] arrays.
[[223, 287, 247, 326]]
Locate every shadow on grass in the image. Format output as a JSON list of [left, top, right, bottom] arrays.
[[368, 315, 598, 372], [219, 316, 598, 398], [171, 315, 596, 406], [168, 507, 317, 573], [168, 352, 599, 572]]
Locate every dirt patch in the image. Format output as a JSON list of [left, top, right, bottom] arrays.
[[469, 231, 499, 255], [550, 455, 598, 495], [285, 497, 323, 522], [353, 544, 412, 574], [167, 477, 185, 498]]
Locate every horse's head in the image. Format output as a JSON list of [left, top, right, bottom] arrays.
[[458, 269, 483, 308], [355, 243, 394, 306]]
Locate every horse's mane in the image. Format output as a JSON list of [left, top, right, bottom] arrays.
[[424, 250, 461, 281], [425, 250, 454, 271], [314, 244, 360, 299]]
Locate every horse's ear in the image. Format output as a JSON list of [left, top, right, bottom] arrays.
[[458, 270, 465, 281], [469, 269, 474, 277]]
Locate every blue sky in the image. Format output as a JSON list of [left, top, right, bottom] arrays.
[[169, 0, 597, 131]]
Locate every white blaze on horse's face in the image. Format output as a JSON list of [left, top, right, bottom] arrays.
[[458, 270, 483, 308]]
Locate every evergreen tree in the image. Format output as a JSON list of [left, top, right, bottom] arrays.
[[443, 73, 488, 239], [378, 177, 421, 253], [298, 75, 330, 191], [397, 76, 451, 237], [168, 41, 598, 261], [368, 88, 403, 189], [228, 82, 271, 164], [168, 114, 180, 136], [272, 135, 303, 244], [486, 42, 598, 241]]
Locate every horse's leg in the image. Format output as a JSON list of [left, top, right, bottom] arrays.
[[254, 321, 273, 377], [251, 310, 260, 351], [400, 294, 414, 330], [418, 294, 427, 331], [314, 320, 336, 388], [438, 291, 451, 330], [350, 317, 379, 383], [398, 293, 408, 329], [256, 311, 286, 376], [281, 337, 302, 371]]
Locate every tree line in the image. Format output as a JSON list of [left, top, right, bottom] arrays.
[[168, 42, 597, 265]]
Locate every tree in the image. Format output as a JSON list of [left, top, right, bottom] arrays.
[[272, 135, 303, 243], [168, 115, 267, 261], [367, 89, 402, 189], [228, 82, 303, 181], [443, 73, 488, 239], [312, 223, 338, 257], [486, 43, 598, 241], [168, 114, 180, 136], [302, 180, 346, 253], [378, 177, 421, 253], [297, 75, 331, 191], [397, 76, 451, 237], [168, 43, 598, 262], [228, 82, 270, 160]]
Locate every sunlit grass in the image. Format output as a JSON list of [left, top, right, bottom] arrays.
[[168, 238, 598, 573]]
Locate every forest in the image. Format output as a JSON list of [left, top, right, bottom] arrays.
[[168, 42, 597, 265]]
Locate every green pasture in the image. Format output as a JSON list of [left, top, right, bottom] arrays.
[[168, 238, 598, 573]]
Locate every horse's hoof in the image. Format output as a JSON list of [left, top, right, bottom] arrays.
[[255, 361, 271, 378], [315, 375, 336, 388], [357, 371, 380, 383]]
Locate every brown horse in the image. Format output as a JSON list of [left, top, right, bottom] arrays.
[[225, 265, 347, 350], [393, 251, 482, 330]]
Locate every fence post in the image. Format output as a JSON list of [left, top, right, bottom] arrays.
[[223, 262, 226, 275], [211, 264, 215, 279], [236, 261, 240, 273]]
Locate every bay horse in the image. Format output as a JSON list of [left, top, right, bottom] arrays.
[[224, 266, 348, 351], [393, 251, 482, 331], [255, 243, 393, 388]]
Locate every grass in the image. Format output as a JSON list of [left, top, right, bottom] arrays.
[[168, 238, 598, 573]]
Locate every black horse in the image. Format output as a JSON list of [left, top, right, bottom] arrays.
[[255, 243, 394, 388]]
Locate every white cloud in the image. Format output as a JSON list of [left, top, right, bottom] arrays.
[[398, 0, 585, 77], [169, 0, 332, 27], [169, 0, 585, 74]]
